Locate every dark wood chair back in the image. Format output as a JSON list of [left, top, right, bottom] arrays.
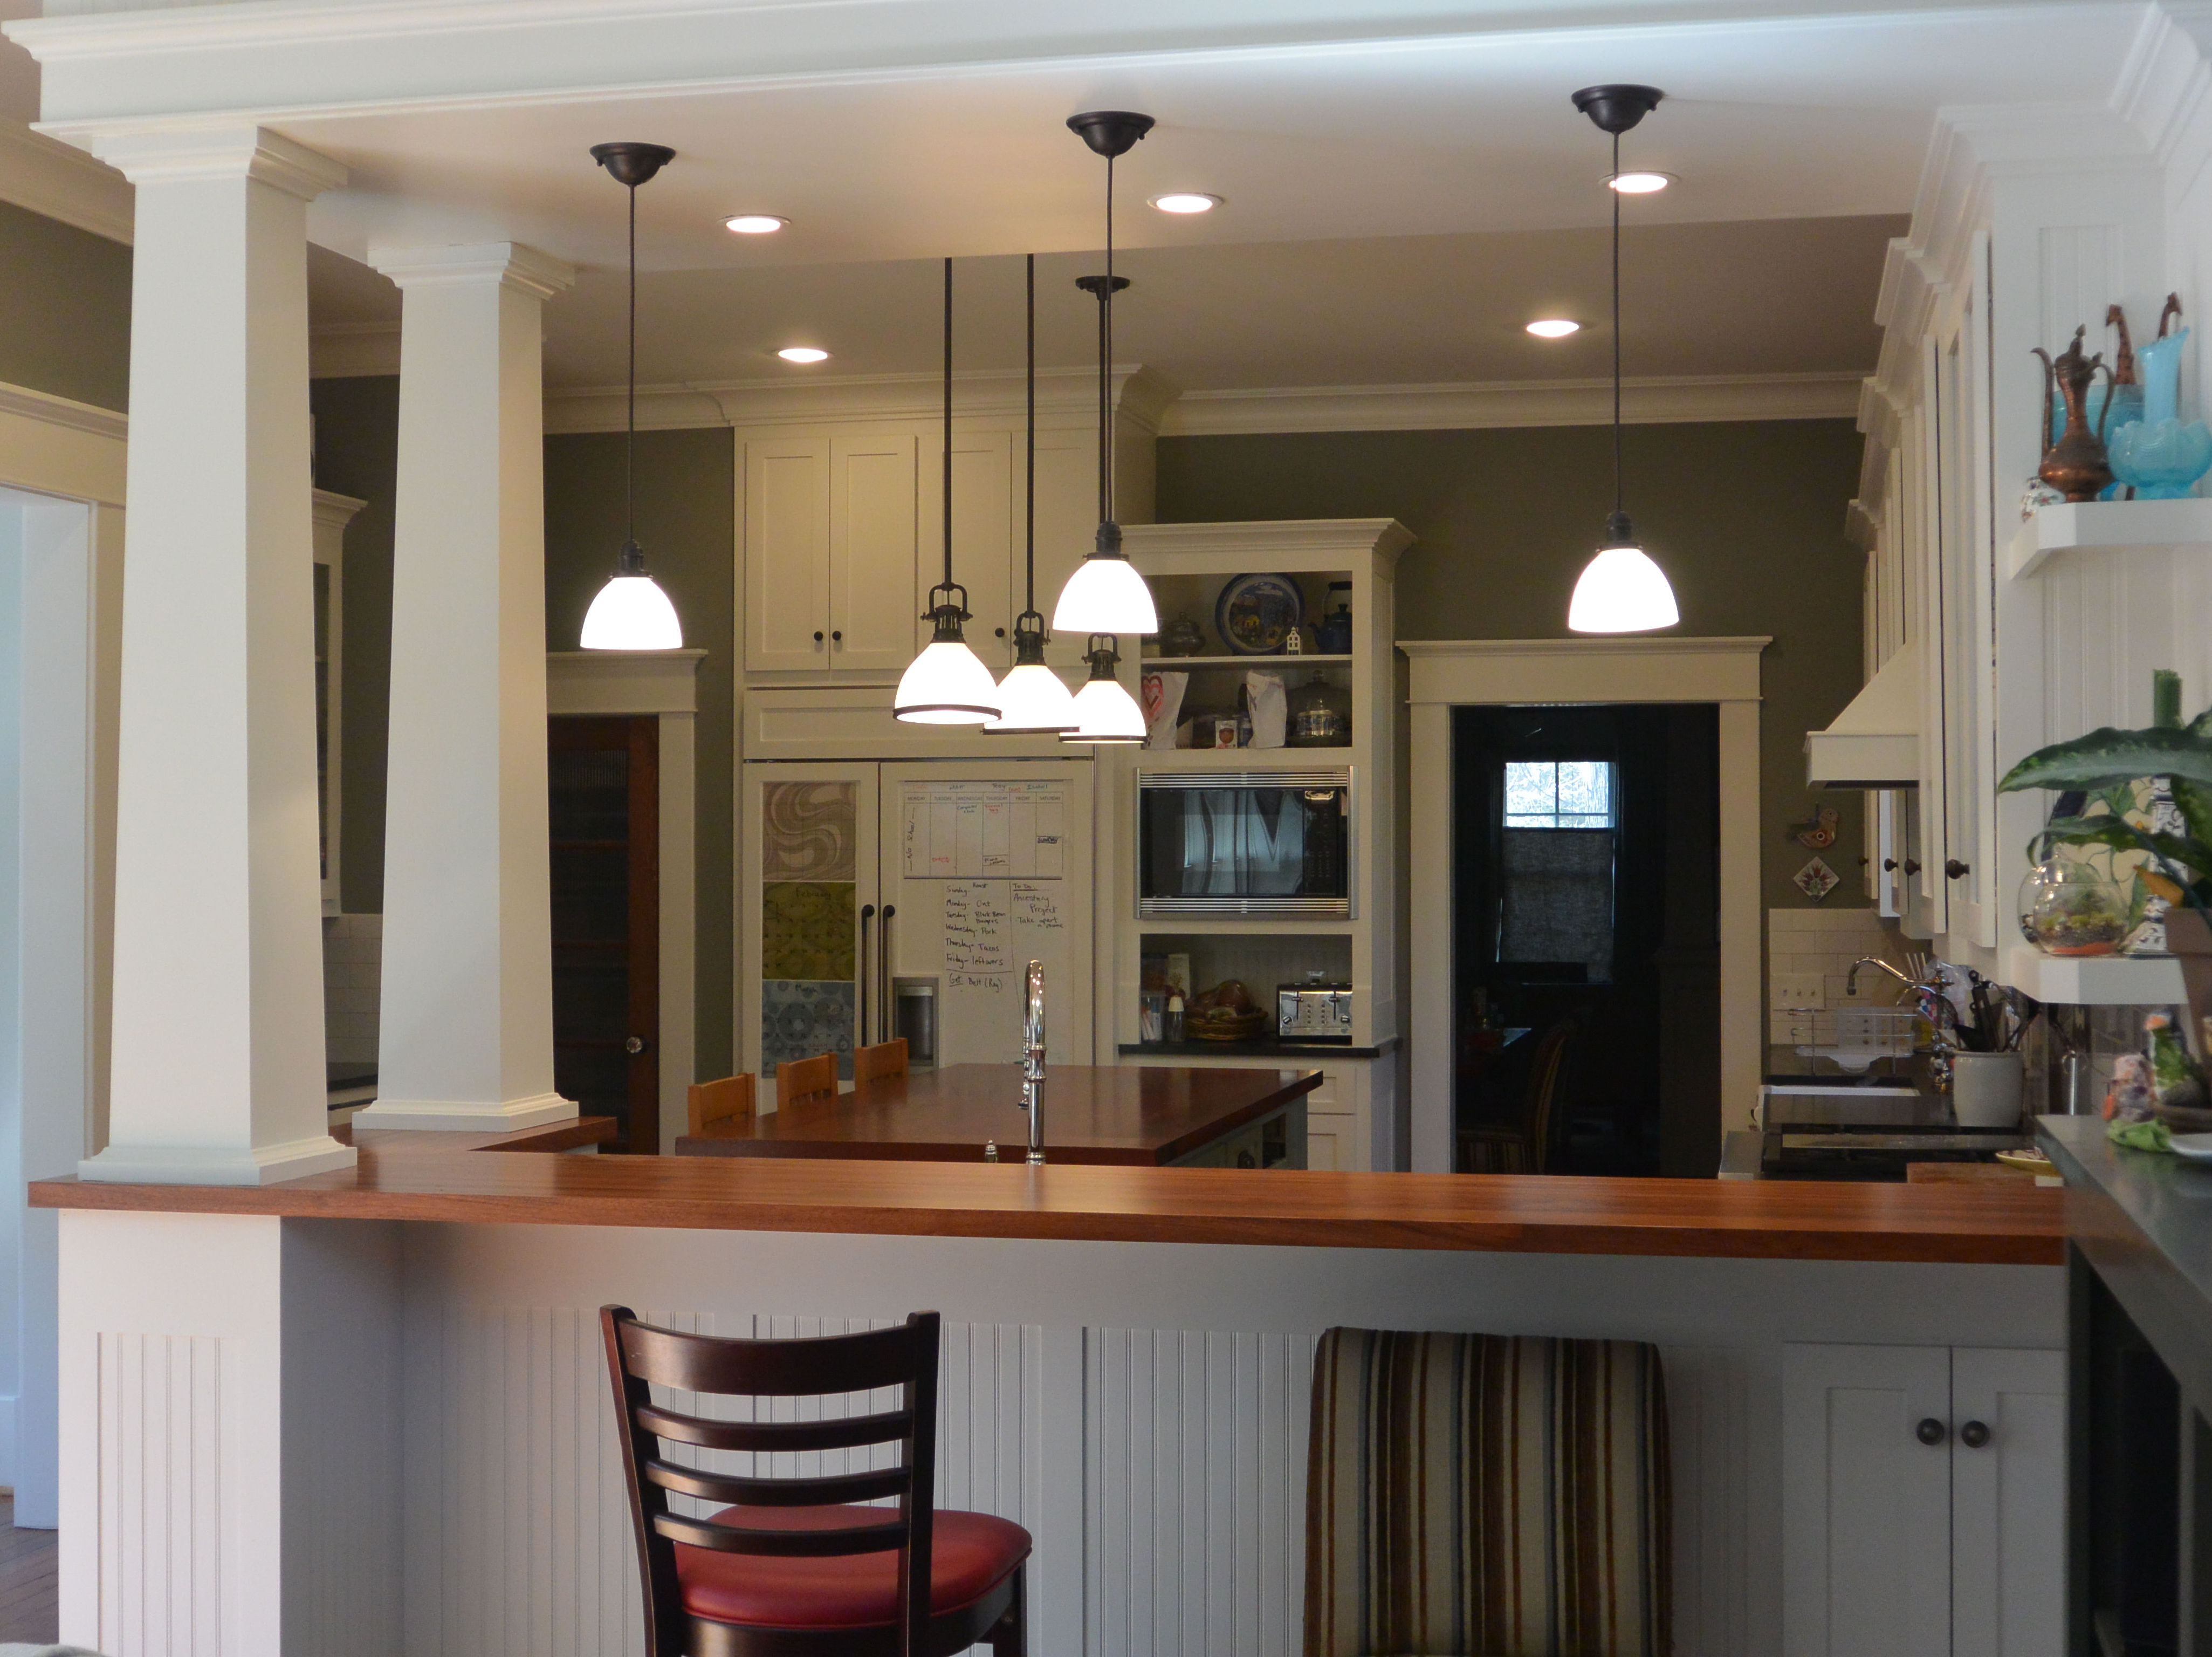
[[1523, 1021, 1577, 1175], [853, 1039, 909, 1086], [776, 1051, 839, 1109], [601, 1306, 942, 1657], [686, 1073, 756, 1137]]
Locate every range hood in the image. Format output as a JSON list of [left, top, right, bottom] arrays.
[[1805, 642, 1921, 788]]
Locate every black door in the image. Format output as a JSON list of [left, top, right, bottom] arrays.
[[549, 716, 659, 1154]]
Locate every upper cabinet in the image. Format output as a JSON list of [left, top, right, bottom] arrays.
[[734, 371, 1172, 682]]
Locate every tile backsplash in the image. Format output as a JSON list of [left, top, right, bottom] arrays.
[[1767, 906, 1913, 1045], [322, 912, 380, 1069]]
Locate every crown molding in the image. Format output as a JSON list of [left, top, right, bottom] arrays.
[[75, 123, 345, 197], [310, 322, 401, 379], [0, 381, 126, 443], [1156, 372, 1861, 437], [0, 119, 132, 244], [542, 366, 1176, 435], [1123, 517, 1413, 572]]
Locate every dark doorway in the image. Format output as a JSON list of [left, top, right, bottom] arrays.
[[1451, 703, 1720, 1176], [549, 716, 660, 1154]]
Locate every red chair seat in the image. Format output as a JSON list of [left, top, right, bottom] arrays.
[[675, 1505, 1031, 1630]]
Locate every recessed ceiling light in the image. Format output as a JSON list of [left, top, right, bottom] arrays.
[[725, 214, 788, 234], [777, 346, 830, 364], [1606, 171, 1672, 194], [1150, 192, 1220, 215], [1526, 318, 1582, 339]]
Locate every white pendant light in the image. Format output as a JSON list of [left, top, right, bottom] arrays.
[[896, 259, 1000, 724], [582, 143, 684, 651], [1053, 112, 1159, 638], [990, 255, 1080, 735], [1565, 87, 1679, 636], [1061, 635, 1146, 744]]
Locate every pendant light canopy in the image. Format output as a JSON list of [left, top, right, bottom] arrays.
[[582, 142, 685, 651], [1061, 635, 1147, 744], [989, 255, 1081, 735], [1053, 111, 1159, 638], [1565, 87, 1680, 635], [895, 259, 1002, 723]]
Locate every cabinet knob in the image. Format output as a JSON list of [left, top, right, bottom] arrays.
[[1959, 1420, 1990, 1449], [995, 627, 1006, 638], [624, 1035, 649, 1056], [831, 630, 842, 643], [813, 631, 825, 643], [1903, 859, 1922, 877], [1945, 858, 1970, 880], [1883, 858, 1900, 872], [1915, 1417, 1947, 1446]]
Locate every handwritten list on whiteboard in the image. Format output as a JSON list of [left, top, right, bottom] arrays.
[[899, 780, 1067, 880]]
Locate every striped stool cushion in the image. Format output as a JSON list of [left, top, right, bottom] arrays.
[[1304, 1329, 1671, 1657]]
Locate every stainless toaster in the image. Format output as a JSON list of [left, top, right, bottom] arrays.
[[1276, 981, 1354, 1043]]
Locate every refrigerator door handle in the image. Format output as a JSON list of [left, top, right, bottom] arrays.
[[879, 905, 896, 1046], [858, 903, 876, 1048]]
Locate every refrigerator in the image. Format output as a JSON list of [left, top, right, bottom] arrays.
[[740, 757, 1096, 1104]]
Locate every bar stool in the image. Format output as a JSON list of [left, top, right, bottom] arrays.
[[777, 1051, 839, 1109], [601, 1306, 1029, 1656], [854, 1039, 909, 1085], [1304, 1326, 1670, 1656], [687, 1073, 756, 1136]]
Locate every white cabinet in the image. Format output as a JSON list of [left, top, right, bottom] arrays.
[[744, 434, 918, 675], [1784, 1343, 2064, 1657], [1119, 1047, 1397, 1172]]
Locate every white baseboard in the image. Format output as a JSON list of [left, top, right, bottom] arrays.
[[349, 1092, 576, 1132]]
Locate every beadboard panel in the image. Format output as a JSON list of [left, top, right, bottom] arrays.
[[400, 1305, 1046, 1657], [1660, 1344, 1782, 1657], [2038, 542, 2212, 738], [95, 1332, 225, 1657]]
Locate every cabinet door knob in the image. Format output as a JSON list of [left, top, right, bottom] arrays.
[[624, 1035, 649, 1056], [1883, 858, 1900, 872], [1915, 1417, 1947, 1446], [995, 627, 1006, 638], [1959, 1420, 1990, 1449], [813, 631, 825, 644], [831, 630, 842, 643], [1945, 858, 1970, 880], [1903, 859, 1922, 877]]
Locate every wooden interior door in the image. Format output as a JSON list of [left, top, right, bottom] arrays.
[[548, 716, 659, 1153]]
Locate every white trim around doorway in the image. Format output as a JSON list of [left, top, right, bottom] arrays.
[[547, 648, 706, 1155], [1401, 636, 1770, 1174]]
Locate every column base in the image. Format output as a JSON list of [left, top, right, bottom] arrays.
[[349, 1092, 577, 1133], [79, 1133, 358, 1187]]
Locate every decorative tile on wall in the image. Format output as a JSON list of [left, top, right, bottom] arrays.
[[762, 782, 857, 881], [761, 980, 856, 1078], [762, 882, 856, 982]]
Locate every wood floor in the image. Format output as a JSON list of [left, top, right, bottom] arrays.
[[0, 1496, 57, 1644]]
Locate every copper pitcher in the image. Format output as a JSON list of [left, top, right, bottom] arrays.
[[2034, 326, 2115, 502]]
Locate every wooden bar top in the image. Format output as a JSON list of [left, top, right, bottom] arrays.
[[28, 1114, 2068, 1264], [678, 1064, 1316, 1165]]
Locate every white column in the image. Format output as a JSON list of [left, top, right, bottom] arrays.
[[355, 244, 576, 1131], [79, 128, 353, 1186]]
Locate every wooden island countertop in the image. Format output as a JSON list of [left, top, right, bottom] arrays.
[[26, 1115, 2068, 1264]]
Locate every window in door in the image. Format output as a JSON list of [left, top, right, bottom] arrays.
[[1499, 759, 1618, 982]]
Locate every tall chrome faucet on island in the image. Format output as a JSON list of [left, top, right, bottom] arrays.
[[1021, 958, 1047, 1165]]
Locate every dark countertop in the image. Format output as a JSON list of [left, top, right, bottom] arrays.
[[678, 1063, 1318, 1166], [1117, 1036, 1399, 1059], [2039, 1114, 2212, 1340]]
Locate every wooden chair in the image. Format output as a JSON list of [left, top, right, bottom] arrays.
[[687, 1074, 757, 1138], [1304, 1327, 1669, 1656], [853, 1039, 910, 1086], [601, 1306, 1028, 1657], [1458, 1021, 1575, 1174], [775, 1052, 839, 1110]]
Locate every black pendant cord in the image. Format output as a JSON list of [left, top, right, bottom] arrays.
[[627, 177, 638, 553], [942, 256, 953, 589], [1104, 153, 1116, 525], [1025, 252, 1038, 621], [1610, 131, 1623, 522]]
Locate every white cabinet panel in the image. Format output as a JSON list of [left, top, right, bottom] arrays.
[[744, 439, 832, 672], [916, 430, 1014, 675], [1305, 1111, 1351, 1170], [1784, 1343, 1954, 1657], [829, 433, 918, 674], [1028, 430, 1097, 667], [1950, 1348, 2064, 1657]]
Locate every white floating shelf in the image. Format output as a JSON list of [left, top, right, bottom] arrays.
[[2003, 946, 2185, 1005], [2007, 498, 2212, 579], [1142, 655, 1354, 668]]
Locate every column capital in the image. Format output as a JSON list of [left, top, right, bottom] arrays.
[[79, 122, 345, 198], [369, 241, 577, 301]]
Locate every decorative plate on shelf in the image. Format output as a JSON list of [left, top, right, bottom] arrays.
[[1214, 573, 1305, 655]]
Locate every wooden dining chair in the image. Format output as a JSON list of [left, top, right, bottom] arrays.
[[1458, 1020, 1576, 1174], [853, 1038, 910, 1086], [686, 1074, 757, 1138], [776, 1052, 839, 1110], [601, 1306, 1028, 1657]]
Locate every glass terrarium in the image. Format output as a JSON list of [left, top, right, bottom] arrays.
[[2017, 855, 2128, 956]]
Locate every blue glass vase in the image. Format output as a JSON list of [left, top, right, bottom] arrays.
[[2109, 325, 2212, 499]]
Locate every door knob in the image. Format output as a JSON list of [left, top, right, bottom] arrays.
[[1945, 859, 1970, 880], [1915, 1418, 1947, 1446], [624, 1035, 649, 1056], [1883, 858, 1900, 872], [1959, 1420, 1990, 1449]]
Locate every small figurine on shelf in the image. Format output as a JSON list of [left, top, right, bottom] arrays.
[[2108, 295, 2212, 499], [2032, 326, 2117, 502], [2147, 1010, 2209, 1113], [1315, 583, 1354, 654], [1159, 615, 1206, 658], [2104, 1051, 2156, 1122]]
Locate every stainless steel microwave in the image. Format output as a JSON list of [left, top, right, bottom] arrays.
[[1137, 770, 1353, 916]]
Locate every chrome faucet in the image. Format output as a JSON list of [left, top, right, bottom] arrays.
[[1019, 959, 1046, 1166], [1845, 956, 1917, 997]]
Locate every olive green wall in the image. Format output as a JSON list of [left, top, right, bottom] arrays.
[[545, 428, 737, 1080], [1155, 420, 1871, 914], [0, 199, 130, 410]]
